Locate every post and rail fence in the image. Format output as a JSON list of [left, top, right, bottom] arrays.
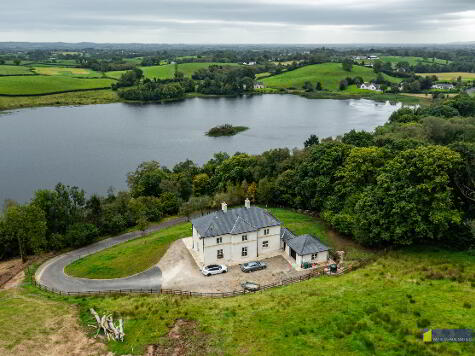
[[31, 264, 358, 299]]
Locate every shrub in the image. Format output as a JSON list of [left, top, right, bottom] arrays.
[[417, 318, 430, 328]]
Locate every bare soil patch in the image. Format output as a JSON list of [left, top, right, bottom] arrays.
[[145, 319, 211, 356]]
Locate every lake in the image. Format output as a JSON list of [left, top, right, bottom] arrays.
[[0, 94, 401, 202]]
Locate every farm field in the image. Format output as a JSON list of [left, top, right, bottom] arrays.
[[417, 72, 475, 81], [262, 63, 401, 91], [0, 65, 34, 75], [33, 66, 103, 77], [0, 90, 119, 110], [106, 62, 240, 80], [0, 76, 114, 95], [380, 56, 450, 65], [4, 207, 471, 356]]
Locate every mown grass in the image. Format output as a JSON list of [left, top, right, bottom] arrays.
[[0, 65, 34, 75], [4, 208, 474, 355], [0, 89, 120, 111], [416, 72, 475, 81], [64, 222, 192, 279], [262, 63, 401, 91], [106, 62, 240, 80], [380, 56, 450, 66], [21, 245, 475, 356], [0, 76, 115, 95], [32, 66, 103, 78]]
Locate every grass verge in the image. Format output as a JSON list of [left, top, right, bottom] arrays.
[[64, 222, 192, 279]]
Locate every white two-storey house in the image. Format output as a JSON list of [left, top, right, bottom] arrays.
[[191, 199, 281, 265]]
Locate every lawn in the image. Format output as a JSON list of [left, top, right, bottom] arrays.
[[380, 56, 450, 66], [2, 208, 474, 355], [0, 65, 34, 75], [106, 62, 240, 80], [416, 72, 475, 81], [262, 63, 401, 91], [0, 76, 115, 95], [32, 66, 103, 78], [64, 222, 192, 279]]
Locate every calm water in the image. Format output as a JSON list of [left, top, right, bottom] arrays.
[[0, 95, 401, 202]]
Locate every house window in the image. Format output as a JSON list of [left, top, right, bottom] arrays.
[[263, 228, 270, 235], [217, 249, 224, 259], [216, 237, 222, 244], [242, 247, 248, 257], [242, 235, 247, 241], [311, 253, 318, 260], [262, 240, 269, 248]]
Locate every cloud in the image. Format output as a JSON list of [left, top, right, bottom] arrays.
[[1, 0, 474, 43]]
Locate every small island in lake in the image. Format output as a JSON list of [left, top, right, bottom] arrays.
[[206, 124, 249, 137]]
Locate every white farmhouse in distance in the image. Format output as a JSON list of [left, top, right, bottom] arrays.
[[360, 82, 382, 92], [191, 200, 330, 267], [431, 83, 455, 90]]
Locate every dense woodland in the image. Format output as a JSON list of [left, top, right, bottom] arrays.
[[1, 94, 474, 261]]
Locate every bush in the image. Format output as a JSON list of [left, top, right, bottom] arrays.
[[65, 223, 99, 248]]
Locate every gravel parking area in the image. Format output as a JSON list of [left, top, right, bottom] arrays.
[[158, 239, 308, 293]]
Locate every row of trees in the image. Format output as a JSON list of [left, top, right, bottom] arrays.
[[1, 94, 474, 261]]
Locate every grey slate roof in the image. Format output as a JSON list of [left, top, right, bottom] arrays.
[[281, 228, 297, 242], [192, 206, 280, 238], [286, 234, 330, 256]]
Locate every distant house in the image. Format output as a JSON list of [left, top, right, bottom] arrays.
[[243, 61, 256, 66], [360, 82, 382, 91], [254, 82, 265, 89], [281, 228, 330, 267], [431, 83, 455, 90], [367, 55, 379, 60]]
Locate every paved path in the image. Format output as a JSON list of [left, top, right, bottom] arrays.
[[35, 217, 188, 293]]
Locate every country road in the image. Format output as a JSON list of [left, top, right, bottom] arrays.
[[35, 217, 188, 293]]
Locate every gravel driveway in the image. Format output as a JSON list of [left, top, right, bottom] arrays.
[[35, 217, 187, 293], [158, 239, 308, 293]]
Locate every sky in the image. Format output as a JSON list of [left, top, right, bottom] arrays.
[[1, 0, 475, 44]]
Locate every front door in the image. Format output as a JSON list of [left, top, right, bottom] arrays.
[[290, 248, 296, 260]]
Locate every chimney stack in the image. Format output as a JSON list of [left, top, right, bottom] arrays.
[[245, 198, 251, 209], [221, 202, 227, 213]]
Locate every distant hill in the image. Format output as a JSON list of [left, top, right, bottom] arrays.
[[262, 62, 401, 91]]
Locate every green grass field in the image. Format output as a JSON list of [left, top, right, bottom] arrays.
[[380, 56, 450, 66], [262, 63, 401, 91], [0, 76, 115, 95], [107, 62, 240, 80], [2, 208, 474, 355], [65, 222, 192, 279], [416, 72, 475, 81], [0, 89, 120, 110], [0, 65, 34, 75], [32, 66, 103, 78]]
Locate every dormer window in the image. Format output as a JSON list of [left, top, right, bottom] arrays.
[[242, 235, 247, 241], [216, 237, 222, 244]]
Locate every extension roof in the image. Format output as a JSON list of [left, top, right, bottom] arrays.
[[286, 234, 330, 256], [281, 227, 297, 243], [191, 206, 280, 238]]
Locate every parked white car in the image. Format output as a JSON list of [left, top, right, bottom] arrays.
[[201, 264, 228, 276]]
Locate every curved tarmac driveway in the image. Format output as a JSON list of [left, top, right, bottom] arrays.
[[36, 217, 187, 293]]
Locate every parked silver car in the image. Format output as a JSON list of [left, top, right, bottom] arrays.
[[201, 264, 228, 276], [240, 261, 267, 273]]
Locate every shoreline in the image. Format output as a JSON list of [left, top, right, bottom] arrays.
[[0, 88, 429, 112]]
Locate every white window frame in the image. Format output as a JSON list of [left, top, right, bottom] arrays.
[[242, 234, 247, 241], [217, 249, 224, 259], [242, 246, 248, 257], [311, 253, 318, 260], [216, 237, 222, 244], [262, 240, 269, 248]]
